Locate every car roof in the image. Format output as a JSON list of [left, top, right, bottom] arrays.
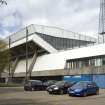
[[78, 81, 94, 84], [28, 80, 42, 82]]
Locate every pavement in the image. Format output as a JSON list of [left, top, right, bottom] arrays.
[[0, 87, 105, 105]]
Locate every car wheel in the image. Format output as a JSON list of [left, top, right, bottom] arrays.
[[60, 90, 64, 95], [28, 87, 33, 91], [31, 88, 34, 91], [96, 90, 99, 95], [49, 92, 52, 94], [83, 92, 87, 97], [24, 87, 30, 91], [68, 94, 71, 96], [24, 88, 28, 91]]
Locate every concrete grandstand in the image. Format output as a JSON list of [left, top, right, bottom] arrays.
[[1, 24, 105, 88]]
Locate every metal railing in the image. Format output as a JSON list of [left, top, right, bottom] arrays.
[[4, 24, 104, 51]]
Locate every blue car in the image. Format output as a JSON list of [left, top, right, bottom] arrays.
[[68, 81, 99, 97]]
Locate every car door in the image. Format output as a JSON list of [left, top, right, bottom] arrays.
[[63, 82, 70, 93], [92, 82, 98, 94], [87, 83, 95, 95], [37, 81, 43, 90]]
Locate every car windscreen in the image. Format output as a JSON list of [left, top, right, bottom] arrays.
[[44, 81, 53, 85], [71, 82, 87, 89], [55, 81, 65, 86], [31, 81, 42, 85], [47, 80, 56, 84]]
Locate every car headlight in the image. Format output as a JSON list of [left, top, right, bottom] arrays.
[[74, 89, 82, 92], [54, 87, 59, 90], [68, 88, 70, 91]]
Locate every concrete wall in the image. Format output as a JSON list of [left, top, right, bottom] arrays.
[[64, 74, 105, 88], [16, 43, 105, 73], [15, 58, 33, 73], [7, 65, 105, 77]]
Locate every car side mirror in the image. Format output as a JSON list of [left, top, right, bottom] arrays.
[[64, 84, 69, 87]]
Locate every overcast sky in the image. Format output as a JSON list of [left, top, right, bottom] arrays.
[[0, 0, 100, 38]]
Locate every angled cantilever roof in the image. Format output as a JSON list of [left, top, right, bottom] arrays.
[[4, 24, 58, 53], [32, 24, 96, 42], [4, 24, 97, 53]]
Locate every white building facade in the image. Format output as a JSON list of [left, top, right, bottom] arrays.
[[1, 24, 105, 88]]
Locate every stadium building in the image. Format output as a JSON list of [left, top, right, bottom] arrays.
[[1, 0, 105, 89], [0, 24, 104, 88], [0, 24, 105, 88]]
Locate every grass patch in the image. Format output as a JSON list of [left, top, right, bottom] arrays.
[[0, 83, 23, 87]]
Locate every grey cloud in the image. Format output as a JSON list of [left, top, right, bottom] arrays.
[[0, 0, 100, 37]]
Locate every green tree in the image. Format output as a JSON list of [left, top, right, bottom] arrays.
[[0, 39, 11, 77]]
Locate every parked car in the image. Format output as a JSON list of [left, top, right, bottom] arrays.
[[68, 81, 99, 97], [43, 80, 57, 88], [24, 80, 45, 91], [46, 81, 75, 94]]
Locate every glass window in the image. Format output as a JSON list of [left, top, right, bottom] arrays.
[[66, 55, 105, 69], [102, 57, 105, 65], [90, 59, 95, 66]]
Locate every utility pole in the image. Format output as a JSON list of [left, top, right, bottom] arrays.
[[25, 27, 28, 83], [8, 37, 11, 84]]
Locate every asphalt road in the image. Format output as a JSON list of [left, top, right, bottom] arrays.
[[0, 87, 105, 105]]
